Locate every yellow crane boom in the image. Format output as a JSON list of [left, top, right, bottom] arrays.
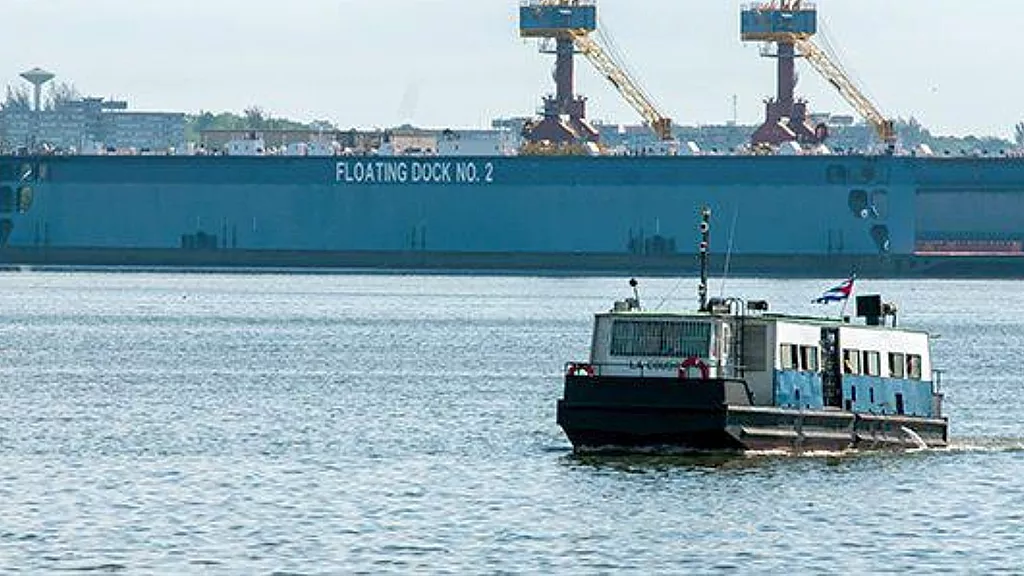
[[793, 38, 896, 147], [532, 0, 673, 140], [570, 32, 673, 140]]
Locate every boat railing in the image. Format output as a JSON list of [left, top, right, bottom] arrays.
[[931, 369, 945, 418], [564, 361, 756, 404], [565, 360, 757, 397], [566, 360, 752, 377], [564, 360, 699, 377]]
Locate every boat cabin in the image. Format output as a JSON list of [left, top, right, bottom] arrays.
[[582, 296, 940, 418]]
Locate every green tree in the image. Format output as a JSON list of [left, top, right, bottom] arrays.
[[184, 108, 337, 144], [2, 85, 31, 111], [44, 81, 80, 111], [183, 110, 217, 142], [309, 119, 336, 132], [243, 106, 266, 130], [193, 111, 216, 133], [898, 117, 930, 147]]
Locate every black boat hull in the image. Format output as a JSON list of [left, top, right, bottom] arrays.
[[557, 376, 949, 453]]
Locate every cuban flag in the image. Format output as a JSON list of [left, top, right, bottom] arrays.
[[813, 277, 855, 304]]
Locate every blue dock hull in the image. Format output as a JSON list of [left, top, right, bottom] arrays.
[[1, 154, 1023, 276]]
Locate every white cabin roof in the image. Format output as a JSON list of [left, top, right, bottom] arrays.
[[597, 310, 928, 338]]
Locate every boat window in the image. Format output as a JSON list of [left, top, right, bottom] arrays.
[[863, 351, 881, 376], [610, 320, 710, 358], [742, 325, 767, 371], [843, 349, 860, 375], [907, 354, 923, 380], [780, 344, 797, 370], [800, 346, 819, 372], [889, 352, 906, 379]]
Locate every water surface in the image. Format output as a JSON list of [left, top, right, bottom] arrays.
[[0, 273, 1021, 573]]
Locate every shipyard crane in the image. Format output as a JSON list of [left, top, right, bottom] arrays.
[[571, 33, 673, 141], [519, 0, 674, 144], [741, 0, 897, 149], [793, 38, 896, 146]]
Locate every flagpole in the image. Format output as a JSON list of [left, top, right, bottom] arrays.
[[813, 276, 856, 318], [840, 275, 855, 319]]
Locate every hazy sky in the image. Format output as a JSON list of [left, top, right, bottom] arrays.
[[5, 0, 1022, 137]]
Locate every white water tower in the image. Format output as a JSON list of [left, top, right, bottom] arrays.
[[20, 67, 55, 112]]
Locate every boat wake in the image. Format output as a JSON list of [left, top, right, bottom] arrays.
[[565, 445, 867, 470], [559, 437, 1024, 473], [743, 448, 859, 459], [940, 437, 1024, 454], [900, 426, 929, 450]]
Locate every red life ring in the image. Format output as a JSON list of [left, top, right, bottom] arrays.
[[678, 356, 710, 380], [566, 363, 595, 378]]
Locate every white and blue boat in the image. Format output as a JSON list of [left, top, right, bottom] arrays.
[[557, 209, 949, 452]]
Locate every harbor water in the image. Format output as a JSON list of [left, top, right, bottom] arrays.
[[1, 272, 1022, 574]]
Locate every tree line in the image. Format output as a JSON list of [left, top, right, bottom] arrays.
[[2, 82, 81, 111], [4, 82, 1024, 151], [184, 107, 338, 141]]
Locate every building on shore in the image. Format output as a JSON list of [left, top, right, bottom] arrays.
[[1, 70, 185, 154]]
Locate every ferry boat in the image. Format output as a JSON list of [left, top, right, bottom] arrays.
[[556, 208, 949, 453]]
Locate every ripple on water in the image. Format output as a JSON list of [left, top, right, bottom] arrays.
[[1, 273, 1023, 573]]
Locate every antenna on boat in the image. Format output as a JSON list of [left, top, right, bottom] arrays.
[[698, 206, 711, 312], [629, 278, 641, 310], [719, 206, 739, 298]]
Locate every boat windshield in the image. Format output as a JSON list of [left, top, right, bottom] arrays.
[[609, 320, 711, 358]]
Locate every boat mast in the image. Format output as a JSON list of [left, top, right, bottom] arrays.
[[698, 206, 711, 311]]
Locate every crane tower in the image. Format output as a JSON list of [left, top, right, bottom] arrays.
[[741, 1, 822, 146], [741, 1, 897, 150], [519, 1, 600, 144], [519, 0, 674, 147]]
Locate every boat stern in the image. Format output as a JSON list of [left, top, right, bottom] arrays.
[[556, 373, 750, 452]]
